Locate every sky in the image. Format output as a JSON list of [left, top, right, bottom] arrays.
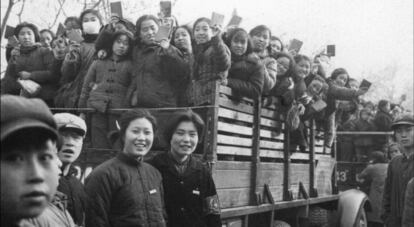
[[1, 0, 413, 106]]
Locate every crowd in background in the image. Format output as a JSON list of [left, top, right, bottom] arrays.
[[0, 7, 413, 227]]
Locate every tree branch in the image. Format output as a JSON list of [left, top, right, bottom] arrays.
[[1, 0, 17, 41], [17, 0, 26, 23], [48, 0, 67, 29], [90, 0, 103, 9]]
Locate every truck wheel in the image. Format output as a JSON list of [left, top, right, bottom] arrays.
[[354, 208, 367, 227]]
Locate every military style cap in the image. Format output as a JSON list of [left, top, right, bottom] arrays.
[[391, 113, 414, 130], [53, 113, 87, 136], [1, 95, 58, 141]]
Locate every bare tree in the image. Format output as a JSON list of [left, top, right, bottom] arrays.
[[48, 0, 67, 29], [1, 0, 21, 41], [16, 0, 27, 23]]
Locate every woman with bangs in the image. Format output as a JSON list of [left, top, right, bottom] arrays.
[[78, 29, 135, 149], [1, 22, 57, 107], [224, 28, 265, 100], [170, 25, 195, 106], [191, 17, 231, 105], [249, 25, 277, 96]]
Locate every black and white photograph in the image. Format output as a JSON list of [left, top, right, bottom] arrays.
[[1, 0, 413, 226]]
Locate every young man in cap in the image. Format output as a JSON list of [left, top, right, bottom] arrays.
[[382, 114, 414, 227], [0, 95, 61, 226], [53, 113, 88, 226]]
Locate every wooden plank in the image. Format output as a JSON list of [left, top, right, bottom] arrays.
[[217, 188, 251, 208], [217, 145, 252, 156], [213, 169, 251, 189], [260, 140, 284, 150], [258, 168, 284, 186], [219, 98, 254, 114], [260, 117, 284, 130], [218, 121, 253, 136], [215, 161, 252, 170], [260, 129, 284, 140], [219, 86, 254, 103], [218, 108, 253, 124], [290, 164, 310, 185], [217, 134, 252, 147], [261, 108, 278, 119]]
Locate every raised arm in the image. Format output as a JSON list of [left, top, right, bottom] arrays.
[[78, 60, 98, 109]]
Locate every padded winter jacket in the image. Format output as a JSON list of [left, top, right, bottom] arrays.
[[148, 153, 221, 227], [85, 152, 167, 227], [227, 53, 265, 100], [78, 57, 133, 112], [192, 36, 231, 105], [127, 44, 190, 108], [1, 44, 57, 101], [54, 41, 96, 108]]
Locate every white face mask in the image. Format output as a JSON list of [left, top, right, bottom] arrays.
[[83, 21, 101, 34]]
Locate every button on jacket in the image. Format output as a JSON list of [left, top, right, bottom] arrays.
[[85, 152, 167, 227], [78, 57, 133, 112], [149, 153, 222, 227]]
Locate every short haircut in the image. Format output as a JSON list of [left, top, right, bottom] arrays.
[[64, 16, 81, 27], [1, 128, 57, 154], [273, 51, 295, 77], [224, 28, 253, 55], [39, 29, 55, 38], [164, 111, 205, 144], [118, 109, 158, 144], [294, 54, 311, 65], [330, 68, 349, 83], [79, 9, 103, 30], [193, 17, 212, 32], [104, 29, 134, 60], [14, 22, 40, 42], [170, 25, 193, 48], [135, 14, 159, 45], [270, 36, 284, 52]]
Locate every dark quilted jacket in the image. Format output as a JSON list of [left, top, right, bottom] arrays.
[[227, 53, 265, 100], [192, 35, 231, 105], [85, 152, 167, 227], [78, 57, 133, 112], [1, 45, 57, 101], [127, 44, 190, 108]]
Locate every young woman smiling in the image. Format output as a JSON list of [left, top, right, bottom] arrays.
[[149, 111, 222, 227]]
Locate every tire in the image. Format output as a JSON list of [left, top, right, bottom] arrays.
[[354, 207, 367, 227]]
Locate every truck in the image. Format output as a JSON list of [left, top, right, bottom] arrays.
[[52, 82, 370, 227]]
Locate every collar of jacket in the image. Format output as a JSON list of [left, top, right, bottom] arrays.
[[82, 34, 98, 43], [157, 152, 203, 175], [19, 43, 41, 54], [117, 152, 144, 166]]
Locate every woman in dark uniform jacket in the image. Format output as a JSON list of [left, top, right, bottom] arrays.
[[149, 111, 222, 227]]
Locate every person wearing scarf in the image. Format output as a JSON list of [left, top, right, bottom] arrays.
[[53, 9, 103, 108], [1, 22, 57, 107]]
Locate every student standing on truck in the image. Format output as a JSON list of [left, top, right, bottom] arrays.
[[382, 114, 414, 227], [84, 109, 166, 227], [1, 22, 57, 107], [78, 29, 134, 149], [54, 9, 103, 108], [224, 27, 265, 100], [0, 95, 61, 226], [53, 113, 88, 226], [192, 17, 231, 105], [249, 25, 277, 96], [127, 15, 190, 108], [149, 111, 222, 227]]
